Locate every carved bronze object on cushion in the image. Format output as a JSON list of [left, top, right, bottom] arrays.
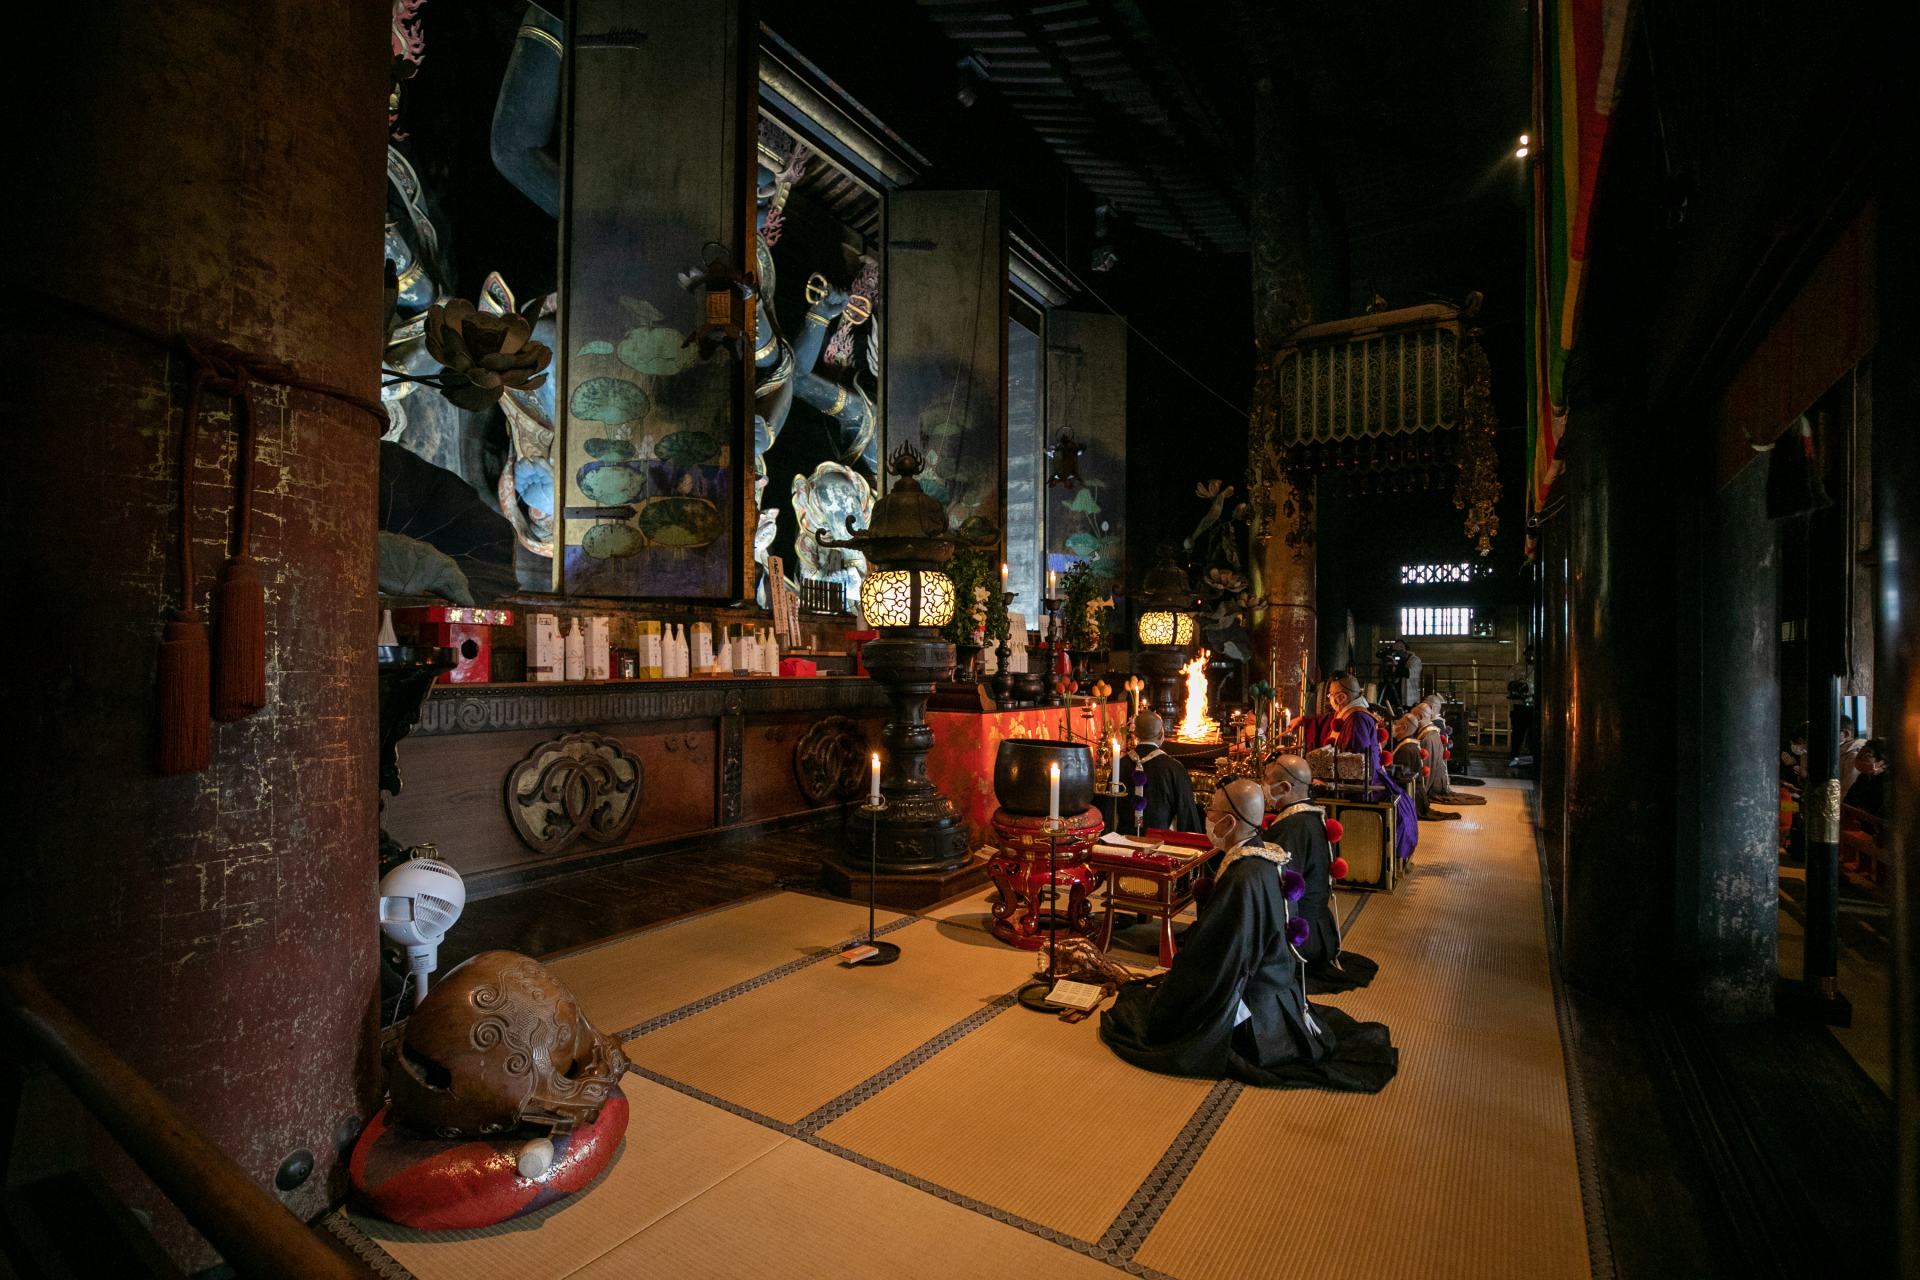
[[387, 950, 627, 1138], [794, 715, 869, 806], [504, 731, 643, 857]]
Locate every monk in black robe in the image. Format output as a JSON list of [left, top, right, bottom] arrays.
[[1264, 754, 1379, 993], [1102, 780, 1397, 1092], [1128, 710, 1203, 832]]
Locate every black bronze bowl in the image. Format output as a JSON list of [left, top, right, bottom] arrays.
[[1012, 672, 1044, 701], [994, 738, 1093, 817]]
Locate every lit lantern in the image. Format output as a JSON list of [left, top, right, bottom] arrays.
[[814, 443, 992, 885], [1134, 610, 1197, 648], [1133, 554, 1199, 722], [860, 568, 956, 631]]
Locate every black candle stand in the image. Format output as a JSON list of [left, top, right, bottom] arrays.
[[1040, 594, 1064, 706], [1015, 816, 1071, 1011], [842, 797, 901, 966], [993, 590, 1016, 707]]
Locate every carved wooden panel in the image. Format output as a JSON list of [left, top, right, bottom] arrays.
[[505, 732, 644, 857], [793, 714, 869, 806]]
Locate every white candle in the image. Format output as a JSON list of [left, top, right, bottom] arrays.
[[1110, 738, 1121, 787], [1047, 569, 1056, 595], [1049, 762, 1060, 820], [870, 753, 881, 804], [1001, 561, 1009, 587]]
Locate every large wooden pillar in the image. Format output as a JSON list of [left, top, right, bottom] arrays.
[[1686, 459, 1780, 1020], [13, 2, 388, 1264], [1559, 397, 1675, 998], [1249, 76, 1317, 698], [1871, 163, 1920, 1280]]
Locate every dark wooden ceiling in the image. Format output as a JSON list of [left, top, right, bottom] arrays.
[[916, 0, 1532, 312]]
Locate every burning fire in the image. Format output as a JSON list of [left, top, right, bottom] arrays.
[[1175, 650, 1220, 743]]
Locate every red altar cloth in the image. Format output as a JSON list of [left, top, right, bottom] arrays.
[[926, 699, 1128, 847]]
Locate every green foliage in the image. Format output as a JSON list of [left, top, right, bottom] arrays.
[[1060, 561, 1111, 651], [941, 547, 995, 647]]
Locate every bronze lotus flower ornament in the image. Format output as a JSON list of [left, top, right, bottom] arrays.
[[385, 299, 552, 411]]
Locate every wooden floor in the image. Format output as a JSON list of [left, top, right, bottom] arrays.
[[342, 779, 1597, 1280], [436, 824, 843, 977]]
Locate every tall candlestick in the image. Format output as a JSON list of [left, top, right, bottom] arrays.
[[1048, 762, 1060, 820], [869, 752, 881, 805]]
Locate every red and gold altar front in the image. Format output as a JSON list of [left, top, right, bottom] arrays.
[[924, 699, 1127, 847]]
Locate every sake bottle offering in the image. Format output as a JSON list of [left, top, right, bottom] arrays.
[[715, 626, 733, 674], [376, 609, 398, 647], [692, 621, 714, 674], [562, 618, 585, 681], [664, 623, 681, 677], [638, 621, 659, 679]]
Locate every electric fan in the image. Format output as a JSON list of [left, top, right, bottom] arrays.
[[378, 848, 466, 1008]]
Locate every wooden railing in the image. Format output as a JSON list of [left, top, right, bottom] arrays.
[[1, 964, 371, 1279]]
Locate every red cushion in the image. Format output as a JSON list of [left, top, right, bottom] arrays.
[[350, 1092, 628, 1230]]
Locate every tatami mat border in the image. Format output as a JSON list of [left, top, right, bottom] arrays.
[[1095, 1080, 1244, 1256], [792, 992, 1020, 1134], [625, 1051, 1183, 1280], [615, 912, 923, 1039], [323, 1212, 420, 1280], [1531, 794, 1616, 1280]]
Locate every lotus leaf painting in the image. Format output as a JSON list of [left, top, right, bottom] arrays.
[[554, 0, 747, 599]]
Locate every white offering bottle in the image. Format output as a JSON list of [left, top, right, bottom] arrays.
[[562, 618, 585, 681], [663, 623, 680, 677], [692, 621, 714, 675], [715, 626, 733, 675]]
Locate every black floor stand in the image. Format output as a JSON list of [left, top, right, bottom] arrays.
[[846, 797, 901, 966]]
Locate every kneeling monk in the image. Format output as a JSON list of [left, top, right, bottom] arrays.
[[1263, 754, 1379, 993], [1100, 779, 1398, 1092]]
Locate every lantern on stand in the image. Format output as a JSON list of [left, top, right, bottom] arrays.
[[815, 444, 986, 905], [1133, 555, 1197, 723]]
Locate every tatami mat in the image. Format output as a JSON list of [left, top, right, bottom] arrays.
[[569, 1138, 1123, 1279], [816, 1004, 1216, 1242], [349, 780, 1591, 1280], [623, 916, 1039, 1123], [345, 1075, 783, 1280], [1134, 780, 1589, 1280], [548, 892, 899, 1034]]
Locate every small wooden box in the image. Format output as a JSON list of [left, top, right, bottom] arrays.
[[1324, 796, 1398, 891]]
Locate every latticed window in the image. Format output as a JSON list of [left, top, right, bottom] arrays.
[[1399, 562, 1485, 585], [1399, 606, 1473, 636]]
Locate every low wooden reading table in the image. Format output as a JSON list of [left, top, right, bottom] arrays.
[[1089, 829, 1215, 967]]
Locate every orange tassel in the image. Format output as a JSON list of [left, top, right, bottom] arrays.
[[158, 608, 211, 774], [213, 555, 266, 721]]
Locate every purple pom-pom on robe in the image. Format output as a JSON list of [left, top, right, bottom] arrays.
[[1280, 868, 1306, 902], [1285, 915, 1311, 948]]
